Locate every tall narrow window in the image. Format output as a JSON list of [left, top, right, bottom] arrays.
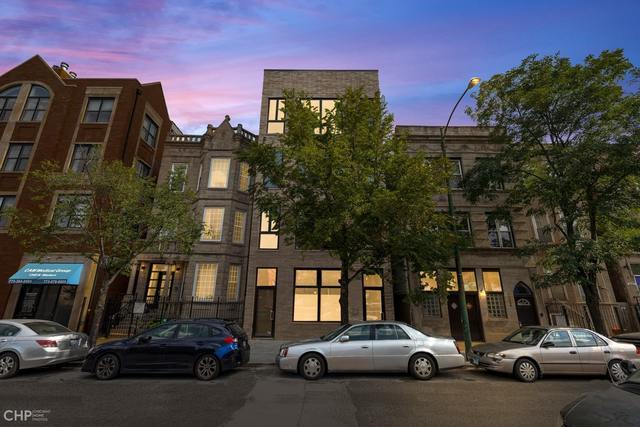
[[363, 273, 384, 321], [0, 85, 21, 121], [531, 213, 553, 244], [170, 163, 188, 192], [70, 144, 99, 173], [482, 270, 507, 318], [450, 159, 463, 189], [141, 114, 159, 148], [83, 97, 114, 123], [227, 264, 240, 301], [419, 272, 441, 317], [293, 269, 340, 322], [202, 207, 225, 241], [455, 213, 472, 236], [2, 143, 33, 172], [238, 161, 250, 192], [20, 85, 49, 122], [267, 98, 285, 134], [193, 263, 217, 299], [259, 211, 278, 249], [232, 211, 246, 244], [53, 194, 90, 229], [0, 195, 16, 228], [487, 215, 515, 248], [208, 158, 230, 188]]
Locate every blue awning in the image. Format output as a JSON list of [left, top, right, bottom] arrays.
[[8, 263, 84, 285]]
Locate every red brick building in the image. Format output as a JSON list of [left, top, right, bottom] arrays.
[[0, 55, 170, 330]]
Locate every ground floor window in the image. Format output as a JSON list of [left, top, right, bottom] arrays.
[[363, 273, 384, 320], [482, 270, 507, 318], [293, 269, 340, 322], [14, 284, 77, 327], [145, 264, 174, 304], [419, 272, 442, 317], [193, 263, 217, 299]]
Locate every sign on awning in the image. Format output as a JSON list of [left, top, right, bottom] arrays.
[[8, 263, 84, 285]]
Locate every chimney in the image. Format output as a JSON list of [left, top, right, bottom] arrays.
[[52, 61, 76, 79]]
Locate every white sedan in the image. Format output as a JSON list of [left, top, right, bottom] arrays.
[[276, 321, 464, 380]]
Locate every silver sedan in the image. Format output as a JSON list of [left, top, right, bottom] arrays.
[[0, 319, 89, 379], [471, 326, 640, 382], [276, 321, 465, 380]]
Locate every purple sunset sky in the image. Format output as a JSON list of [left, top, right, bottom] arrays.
[[2, 0, 639, 133]]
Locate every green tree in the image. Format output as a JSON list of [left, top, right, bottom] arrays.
[[9, 160, 201, 345], [463, 49, 640, 334], [240, 88, 454, 324]]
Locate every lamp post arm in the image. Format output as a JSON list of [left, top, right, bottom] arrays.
[[443, 86, 471, 141]]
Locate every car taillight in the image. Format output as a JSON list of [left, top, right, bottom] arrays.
[[224, 336, 237, 344], [36, 340, 58, 348], [636, 346, 640, 355]]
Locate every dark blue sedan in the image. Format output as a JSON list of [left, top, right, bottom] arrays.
[[82, 319, 250, 380]]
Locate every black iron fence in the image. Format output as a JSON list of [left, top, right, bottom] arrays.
[[545, 302, 635, 335], [101, 294, 244, 337]]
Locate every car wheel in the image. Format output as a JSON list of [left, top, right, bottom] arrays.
[[608, 360, 628, 383], [514, 358, 538, 383], [0, 352, 19, 379], [409, 353, 436, 380], [95, 354, 120, 380], [194, 354, 220, 381], [299, 353, 325, 380]]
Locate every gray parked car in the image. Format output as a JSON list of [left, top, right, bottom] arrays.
[[471, 326, 640, 382], [276, 321, 464, 380], [0, 319, 89, 379]]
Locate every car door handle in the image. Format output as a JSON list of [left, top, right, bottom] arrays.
[[604, 350, 610, 354], [0, 339, 6, 343], [569, 351, 577, 354], [402, 345, 410, 348], [361, 346, 369, 349]]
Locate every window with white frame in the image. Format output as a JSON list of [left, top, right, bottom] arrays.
[[232, 210, 246, 244], [0, 195, 16, 228], [226, 264, 240, 301], [450, 159, 463, 189], [482, 270, 507, 318], [170, 163, 188, 192], [193, 263, 217, 299], [208, 158, 230, 188], [202, 207, 224, 241], [238, 161, 250, 192], [531, 212, 553, 244], [487, 215, 515, 248]]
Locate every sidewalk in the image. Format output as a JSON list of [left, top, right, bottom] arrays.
[[249, 339, 288, 365]]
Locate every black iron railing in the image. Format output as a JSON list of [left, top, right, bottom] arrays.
[[102, 294, 244, 337]]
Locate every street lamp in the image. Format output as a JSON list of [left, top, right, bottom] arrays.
[[440, 76, 480, 357]]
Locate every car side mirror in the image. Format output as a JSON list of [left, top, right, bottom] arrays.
[[339, 335, 350, 343], [138, 335, 151, 344], [541, 341, 554, 348]]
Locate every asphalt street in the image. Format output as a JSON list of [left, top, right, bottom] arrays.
[[0, 363, 611, 427]]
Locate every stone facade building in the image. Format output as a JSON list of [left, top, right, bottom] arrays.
[[0, 55, 170, 330]]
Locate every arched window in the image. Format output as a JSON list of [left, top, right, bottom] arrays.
[[0, 85, 21, 121], [20, 85, 50, 122]]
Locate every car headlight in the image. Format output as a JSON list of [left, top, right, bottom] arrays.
[[487, 352, 506, 361], [279, 347, 288, 357]]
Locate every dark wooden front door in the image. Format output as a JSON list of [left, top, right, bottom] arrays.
[[253, 287, 275, 337], [447, 292, 484, 341], [514, 282, 539, 326]]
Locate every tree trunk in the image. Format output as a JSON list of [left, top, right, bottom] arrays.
[[605, 258, 630, 304], [339, 262, 350, 325], [582, 273, 606, 335], [88, 273, 115, 347], [390, 254, 411, 324]]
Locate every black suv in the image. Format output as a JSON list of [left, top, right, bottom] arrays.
[[82, 319, 250, 380]]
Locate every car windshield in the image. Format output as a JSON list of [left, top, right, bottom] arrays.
[[24, 321, 71, 335], [321, 324, 351, 341], [503, 328, 547, 345]]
